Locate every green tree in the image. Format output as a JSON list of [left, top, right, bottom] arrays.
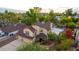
[[66, 22, 76, 28], [59, 32, 67, 40], [21, 7, 41, 25], [41, 10, 55, 22], [72, 18, 79, 23], [48, 10, 55, 22], [60, 16, 72, 25], [73, 12, 77, 16], [65, 8, 73, 16], [5, 10, 8, 14], [21, 17, 35, 25], [39, 15, 45, 22]]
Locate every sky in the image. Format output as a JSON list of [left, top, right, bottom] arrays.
[[0, 0, 79, 12]]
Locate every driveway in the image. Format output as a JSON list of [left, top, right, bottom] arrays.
[[0, 39, 23, 51]]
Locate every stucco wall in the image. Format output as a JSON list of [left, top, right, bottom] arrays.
[[32, 25, 48, 35], [22, 38, 32, 43], [23, 28, 34, 37], [17, 36, 32, 43]]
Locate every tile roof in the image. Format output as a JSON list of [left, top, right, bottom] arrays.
[[1, 23, 36, 33], [36, 22, 51, 30], [1, 23, 36, 39]]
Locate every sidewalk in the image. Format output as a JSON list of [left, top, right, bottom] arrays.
[[0, 39, 23, 51]]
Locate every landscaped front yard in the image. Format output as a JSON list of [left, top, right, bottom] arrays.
[[16, 28, 76, 51]]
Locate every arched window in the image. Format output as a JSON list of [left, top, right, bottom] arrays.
[[25, 31, 29, 36]]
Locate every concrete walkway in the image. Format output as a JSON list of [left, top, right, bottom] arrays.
[[0, 39, 23, 51]]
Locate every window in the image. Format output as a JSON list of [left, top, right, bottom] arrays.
[[25, 31, 29, 36]]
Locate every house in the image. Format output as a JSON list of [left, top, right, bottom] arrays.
[[32, 22, 54, 42], [74, 15, 79, 18], [75, 29, 79, 46], [1, 24, 36, 43], [0, 22, 54, 43]]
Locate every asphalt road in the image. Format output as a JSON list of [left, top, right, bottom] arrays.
[[0, 36, 16, 47]]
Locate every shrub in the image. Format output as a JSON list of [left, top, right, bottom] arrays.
[[55, 39, 74, 50], [76, 21, 79, 26], [66, 22, 76, 28], [16, 43, 48, 51], [72, 18, 79, 23], [48, 32, 59, 41], [59, 32, 67, 40], [65, 28, 73, 39]]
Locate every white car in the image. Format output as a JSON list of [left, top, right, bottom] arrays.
[[8, 30, 19, 36], [0, 30, 5, 37]]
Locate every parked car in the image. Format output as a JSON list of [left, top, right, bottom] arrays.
[[0, 31, 5, 37], [8, 33, 14, 36], [8, 30, 19, 36]]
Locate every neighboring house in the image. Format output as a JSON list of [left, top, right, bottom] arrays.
[[33, 22, 53, 35], [75, 29, 79, 41], [75, 29, 79, 46], [1, 24, 36, 43], [51, 28, 64, 35], [74, 15, 79, 18], [0, 19, 12, 27]]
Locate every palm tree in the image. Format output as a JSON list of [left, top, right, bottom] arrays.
[[21, 7, 41, 25]]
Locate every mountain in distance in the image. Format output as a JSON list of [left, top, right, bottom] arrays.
[[51, 7, 79, 13], [0, 7, 79, 14], [40, 7, 79, 13], [0, 7, 26, 13]]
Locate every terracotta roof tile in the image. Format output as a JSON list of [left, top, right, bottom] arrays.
[[36, 22, 51, 30]]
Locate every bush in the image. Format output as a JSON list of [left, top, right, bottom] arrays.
[[60, 16, 72, 25], [76, 21, 79, 26], [72, 18, 79, 23], [16, 43, 48, 51], [48, 32, 59, 41], [65, 28, 73, 38], [59, 32, 67, 40], [55, 39, 74, 50], [66, 22, 76, 28]]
